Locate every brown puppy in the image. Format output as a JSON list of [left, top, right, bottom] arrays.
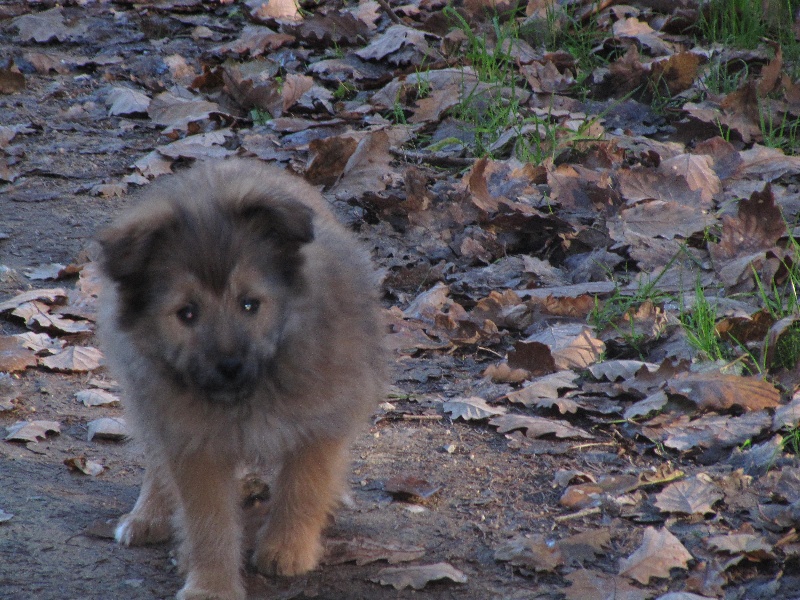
[[98, 158, 385, 600]]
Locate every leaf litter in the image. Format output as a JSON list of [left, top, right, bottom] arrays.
[[3, 0, 800, 598]]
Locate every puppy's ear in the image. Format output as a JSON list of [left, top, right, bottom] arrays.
[[238, 197, 315, 248], [98, 205, 176, 284]]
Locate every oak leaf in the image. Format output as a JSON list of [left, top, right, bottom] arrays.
[[654, 476, 723, 515], [371, 562, 467, 590], [618, 527, 693, 584]]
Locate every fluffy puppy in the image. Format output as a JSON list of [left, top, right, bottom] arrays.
[[97, 158, 384, 600]]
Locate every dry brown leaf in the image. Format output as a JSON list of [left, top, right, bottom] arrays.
[[558, 529, 612, 564], [503, 371, 579, 412], [667, 372, 780, 412], [564, 569, 647, 600], [40, 346, 104, 372], [75, 389, 120, 407], [87, 417, 128, 441], [0, 336, 37, 372], [14, 332, 64, 355], [624, 390, 668, 420], [324, 537, 425, 566], [371, 562, 467, 590], [494, 535, 564, 571], [5, 420, 61, 443], [331, 129, 395, 199], [12, 7, 88, 43], [64, 456, 105, 476], [254, 0, 301, 21], [650, 52, 701, 95], [356, 24, 433, 64], [654, 476, 723, 515], [489, 414, 594, 440], [618, 527, 693, 584], [107, 87, 150, 116], [706, 533, 774, 561], [655, 412, 772, 451], [0, 288, 67, 313], [148, 91, 222, 129], [710, 184, 784, 267], [442, 397, 506, 421], [589, 360, 658, 382]]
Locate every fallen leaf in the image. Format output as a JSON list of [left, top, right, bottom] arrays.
[[442, 396, 506, 421], [0, 288, 67, 313], [706, 533, 774, 561], [40, 346, 103, 372], [667, 372, 780, 412], [107, 87, 150, 116], [618, 527, 693, 584], [589, 360, 658, 382], [12, 8, 88, 43], [324, 537, 425, 565], [371, 562, 467, 590], [5, 420, 61, 443], [564, 568, 648, 600], [504, 371, 579, 408], [494, 534, 564, 571], [87, 417, 128, 441], [489, 414, 594, 440], [75, 389, 120, 407], [654, 475, 723, 515], [0, 336, 37, 372], [64, 456, 105, 476]]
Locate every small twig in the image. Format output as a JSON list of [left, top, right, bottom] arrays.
[[553, 507, 601, 522], [402, 414, 442, 421], [390, 148, 475, 168], [375, 0, 403, 24]]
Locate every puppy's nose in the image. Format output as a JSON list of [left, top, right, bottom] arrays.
[[217, 357, 243, 380]]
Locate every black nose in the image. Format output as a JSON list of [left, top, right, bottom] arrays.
[[217, 358, 243, 380]]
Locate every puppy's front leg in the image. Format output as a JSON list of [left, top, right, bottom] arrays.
[[253, 437, 348, 577], [116, 456, 176, 546], [172, 452, 244, 600]]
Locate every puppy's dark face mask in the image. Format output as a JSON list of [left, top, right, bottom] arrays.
[[99, 190, 315, 404]]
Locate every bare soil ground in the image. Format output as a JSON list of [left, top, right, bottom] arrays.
[[3, 2, 800, 600]]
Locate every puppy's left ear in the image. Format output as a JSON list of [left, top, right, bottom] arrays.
[[238, 197, 315, 248]]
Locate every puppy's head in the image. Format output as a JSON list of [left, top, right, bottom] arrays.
[[99, 163, 315, 403]]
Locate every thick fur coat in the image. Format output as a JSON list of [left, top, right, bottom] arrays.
[[98, 159, 384, 600]]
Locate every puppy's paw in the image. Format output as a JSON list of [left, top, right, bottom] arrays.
[[114, 512, 172, 546], [177, 586, 244, 600], [252, 533, 323, 577]]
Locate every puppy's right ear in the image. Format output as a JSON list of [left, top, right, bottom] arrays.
[[98, 205, 175, 284]]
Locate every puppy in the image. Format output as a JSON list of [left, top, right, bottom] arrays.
[[97, 158, 385, 600]]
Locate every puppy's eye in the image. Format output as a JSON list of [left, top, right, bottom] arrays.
[[176, 304, 199, 324], [241, 298, 260, 313]]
